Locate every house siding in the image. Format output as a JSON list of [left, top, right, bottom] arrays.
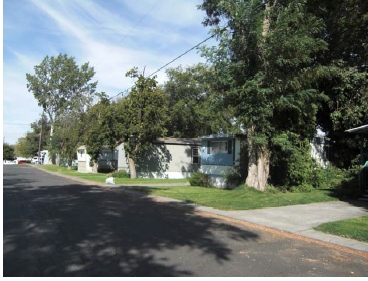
[[199, 135, 245, 188], [116, 139, 201, 179], [200, 140, 234, 166], [77, 145, 93, 173], [137, 143, 199, 178]]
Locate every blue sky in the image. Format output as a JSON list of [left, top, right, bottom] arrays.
[[2, 0, 216, 145]]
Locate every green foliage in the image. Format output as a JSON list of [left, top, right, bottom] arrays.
[[223, 166, 243, 189], [289, 184, 315, 193], [270, 131, 350, 193], [111, 169, 130, 178], [271, 132, 316, 190], [199, 0, 333, 190], [313, 0, 368, 167], [26, 53, 98, 164], [328, 65, 368, 131], [200, 0, 329, 138], [163, 64, 236, 137], [335, 165, 362, 198], [310, 165, 346, 190], [3, 143, 15, 160], [52, 112, 85, 166], [121, 67, 170, 159], [14, 136, 37, 158], [26, 53, 97, 125], [84, 96, 123, 164], [264, 185, 282, 194], [189, 172, 212, 188]]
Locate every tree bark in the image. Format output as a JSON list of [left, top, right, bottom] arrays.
[[128, 157, 137, 179], [92, 160, 98, 174], [245, 146, 270, 191], [245, 127, 270, 191], [262, 1, 271, 37]]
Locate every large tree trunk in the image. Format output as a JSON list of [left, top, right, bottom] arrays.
[[128, 157, 137, 179], [92, 160, 98, 174], [49, 125, 61, 166], [245, 127, 270, 191], [245, 146, 270, 191], [56, 154, 60, 166]]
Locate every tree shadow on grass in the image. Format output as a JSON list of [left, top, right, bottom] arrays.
[[3, 166, 259, 277], [318, 180, 368, 212]]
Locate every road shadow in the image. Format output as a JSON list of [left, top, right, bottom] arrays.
[[3, 170, 259, 277]]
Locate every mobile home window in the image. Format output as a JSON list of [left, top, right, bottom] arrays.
[[208, 140, 232, 154], [78, 149, 85, 157], [192, 147, 200, 164]]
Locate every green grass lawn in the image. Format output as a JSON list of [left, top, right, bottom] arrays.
[[123, 185, 338, 210], [35, 164, 338, 210], [314, 216, 368, 242], [36, 164, 189, 185]]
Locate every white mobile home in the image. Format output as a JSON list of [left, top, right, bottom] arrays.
[[117, 138, 201, 179]]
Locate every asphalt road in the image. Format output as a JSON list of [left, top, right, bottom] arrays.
[[3, 165, 368, 277]]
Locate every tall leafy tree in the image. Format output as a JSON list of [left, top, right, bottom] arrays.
[[84, 94, 123, 173], [26, 53, 98, 164], [119, 67, 169, 178], [199, 0, 329, 190], [14, 137, 36, 158], [14, 115, 51, 158], [163, 64, 235, 137], [51, 111, 86, 169], [3, 143, 15, 160], [311, 0, 368, 167]]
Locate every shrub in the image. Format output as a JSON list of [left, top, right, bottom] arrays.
[[189, 172, 212, 187], [271, 132, 321, 192], [335, 165, 361, 198], [290, 184, 314, 193], [111, 169, 130, 178], [223, 166, 243, 189], [265, 185, 282, 194]]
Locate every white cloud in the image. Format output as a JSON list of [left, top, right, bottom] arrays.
[[3, 0, 215, 145], [123, 0, 205, 27]]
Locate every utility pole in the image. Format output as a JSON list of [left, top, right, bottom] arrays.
[[37, 111, 44, 165]]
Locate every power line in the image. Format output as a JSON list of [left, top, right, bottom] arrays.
[[147, 33, 216, 78], [109, 1, 263, 92], [108, 33, 216, 100]]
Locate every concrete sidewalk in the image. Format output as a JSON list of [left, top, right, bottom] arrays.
[[196, 201, 368, 253], [112, 186, 368, 254]]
